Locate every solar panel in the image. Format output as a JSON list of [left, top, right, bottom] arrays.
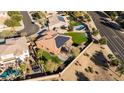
[[55, 36, 70, 48]]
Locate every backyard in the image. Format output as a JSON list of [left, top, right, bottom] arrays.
[[35, 49, 62, 73], [53, 43, 124, 81], [42, 50, 62, 64], [64, 32, 88, 45]]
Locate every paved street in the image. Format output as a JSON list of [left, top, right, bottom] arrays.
[[20, 11, 39, 36], [89, 12, 124, 63]]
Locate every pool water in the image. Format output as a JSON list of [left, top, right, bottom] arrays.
[[0, 68, 20, 78], [74, 25, 86, 30]]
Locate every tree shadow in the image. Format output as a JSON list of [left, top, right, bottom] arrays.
[[75, 71, 89, 81], [100, 21, 122, 30], [90, 51, 109, 69], [95, 11, 109, 18]]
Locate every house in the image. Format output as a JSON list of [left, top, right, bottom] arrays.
[[36, 31, 72, 55], [48, 14, 69, 30], [0, 11, 10, 29], [0, 37, 29, 66], [0, 11, 9, 19], [44, 11, 57, 18]]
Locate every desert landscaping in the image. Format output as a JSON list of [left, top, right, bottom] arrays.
[[49, 43, 124, 81]]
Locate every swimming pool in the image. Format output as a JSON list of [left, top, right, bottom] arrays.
[[0, 68, 20, 79], [74, 25, 86, 30]]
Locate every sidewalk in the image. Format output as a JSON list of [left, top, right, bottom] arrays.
[[86, 12, 114, 55]]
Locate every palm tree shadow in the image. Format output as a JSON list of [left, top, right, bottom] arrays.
[[90, 51, 109, 69], [75, 71, 89, 81]]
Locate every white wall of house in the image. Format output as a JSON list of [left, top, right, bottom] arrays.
[[0, 49, 29, 64], [0, 54, 14, 60], [17, 49, 29, 61]]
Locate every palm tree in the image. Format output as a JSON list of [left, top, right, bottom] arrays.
[[38, 60, 46, 74], [35, 49, 47, 74]]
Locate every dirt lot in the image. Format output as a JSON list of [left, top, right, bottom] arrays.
[[51, 43, 124, 81]]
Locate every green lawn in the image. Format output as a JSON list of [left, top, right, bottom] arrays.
[[70, 20, 82, 26], [52, 56, 61, 64], [39, 50, 61, 63], [42, 51, 52, 60], [64, 32, 88, 45]]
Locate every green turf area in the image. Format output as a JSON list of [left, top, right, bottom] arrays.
[[64, 32, 88, 45], [70, 20, 82, 26], [52, 56, 61, 63], [41, 50, 61, 63], [42, 51, 52, 60]]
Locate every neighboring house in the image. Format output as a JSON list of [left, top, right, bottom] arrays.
[[0, 11, 9, 19], [0, 11, 9, 29], [36, 31, 72, 55], [43, 11, 57, 18], [48, 14, 69, 30], [0, 37, 29, 66]]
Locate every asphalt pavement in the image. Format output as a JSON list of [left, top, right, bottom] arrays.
[[20, 11, 39, 36], [89, 11, 124, 63]]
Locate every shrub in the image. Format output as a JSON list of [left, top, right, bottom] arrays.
[[26, 68, 31, 74], [19, 62, 27, 72], [44, 60, 62, 73], [100, 47, 105, 49], [67, 26, 73, 31], [110, 58, 122, 66], [8, 11, 20, 17], [84, 68, 89, 72], [73, 11, 82, 17], [92, 30, 99, 36], [6, 11, 22, 29], [11, 14, 22, 22], [0, 69, 2, 73], [99, 37, 107, 45], [84, 14, 91, 22], [93, 39, 99, 44], [71, 46, 80, 57], [95, 71, 99, 74], [20, 32, 27, 36], [4, 19, 20, 27], [31, 12, 41, 20], [84, 53, 90, 57], [92, 28, 96, 31], [107, 54, 114, 60], [120, 21, 124, 28], [0, 30, 16, 38], [60, 25, 67, 29], [88, 66, 94, 73], [117, 63, 124, 77]]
